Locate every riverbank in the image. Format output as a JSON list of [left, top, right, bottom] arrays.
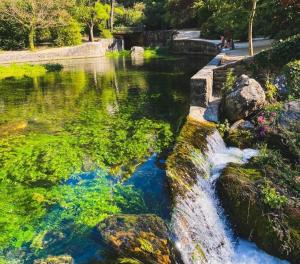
[[0, 40, 116, 64]]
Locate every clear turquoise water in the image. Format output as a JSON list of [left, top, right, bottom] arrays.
[[0, 56, 209, 263]]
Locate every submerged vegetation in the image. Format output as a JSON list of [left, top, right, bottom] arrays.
[[0, 63, 63, 80], [0, 57, 197, 262]]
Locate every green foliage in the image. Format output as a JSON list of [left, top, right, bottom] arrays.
[[261, 183, 288, 209], [253, 146, 300, 196], [101, 29, 113, 39], [0, 19, 27, 50], [282, 60, 300, 99], [222, 69, 236, 96], [253, 34, 300, 72], [52, 19, 82, 47], [265, 80, 278, 101], [115, 3, 145, 27], [217, 119, 230, 137]]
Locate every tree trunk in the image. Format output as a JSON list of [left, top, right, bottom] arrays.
[[110, 0, 115, 31], [89, 24, 94, 42], [248, 0, 257, 56], [28, 28, 35, 51]]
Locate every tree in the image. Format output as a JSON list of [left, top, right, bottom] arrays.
[[110, 0, 115, 31], [0, 0, 72, 50], [248, 0, 258, 56], [76, 0, 110, 42]]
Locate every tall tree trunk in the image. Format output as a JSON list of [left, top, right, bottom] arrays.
[[28, 28, 35, 51], [248, 0, 257, 56], [109, 0, 115, 31], [89, 23, 94, 42]]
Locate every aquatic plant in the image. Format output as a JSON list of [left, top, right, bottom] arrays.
[[0, 63, 63, 80]]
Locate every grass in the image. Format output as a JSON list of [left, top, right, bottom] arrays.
[[0, 63, 63, 80]]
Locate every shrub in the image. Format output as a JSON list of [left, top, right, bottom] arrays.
[[265, 80, 278, 101], [282, 60, 300, 99], [101, 29, 113, 39], [221, 69, 236, 96], [254, 34, 300, 71], [52, 19, 82, 47], [217, 119, 230, 137]]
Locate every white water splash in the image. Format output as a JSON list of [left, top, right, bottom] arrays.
[[171, 130, 289, 264]]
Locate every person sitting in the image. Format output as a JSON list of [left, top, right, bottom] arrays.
[[217, 35, 225, 50]]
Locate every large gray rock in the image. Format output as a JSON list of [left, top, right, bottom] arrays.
[[279, 100, 300, 131], [221, 75, 266, 122]]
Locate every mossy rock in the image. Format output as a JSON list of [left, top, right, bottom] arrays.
[[217, 163, 300, 263], [166, 117, 216, 198], [34, 255, 73, 264], [97, 214, 182, 264], [225, 129, 256, 148]]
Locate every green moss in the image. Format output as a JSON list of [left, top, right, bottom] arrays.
[[166, 118, 216, 197], [226, 129, 256, 148], [217, 163, 300, 262]]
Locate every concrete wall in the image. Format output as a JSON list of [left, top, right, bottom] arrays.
[[0, 40, 115, 64], [171, 39, 219, 56]]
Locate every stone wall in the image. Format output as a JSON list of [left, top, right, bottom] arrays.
[[0, 40, 115, 64], [190, 54, 224, 108], [143, 30, 177, 47], [171, 39, 219, 56], [212, 58, 253, 93]]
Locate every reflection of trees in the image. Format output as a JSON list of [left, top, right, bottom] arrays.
[[0, 57, 196, 260]]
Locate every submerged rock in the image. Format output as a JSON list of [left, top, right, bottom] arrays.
[[221, 75, 266, 122], [217, 163, 300, 263], [131, 46, 144, 57], [97, 214, 180, 264], [34, 255, 73, 264]]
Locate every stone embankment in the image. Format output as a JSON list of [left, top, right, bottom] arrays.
[[0, 39, 116, 64]]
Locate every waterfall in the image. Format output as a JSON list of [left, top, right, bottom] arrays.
[[171, 130, 286, 264]]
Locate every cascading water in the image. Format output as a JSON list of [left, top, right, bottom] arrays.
[[171, 130, 289, 264]]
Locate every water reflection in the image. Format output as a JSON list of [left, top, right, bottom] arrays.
[[0, 56, 209, 263]]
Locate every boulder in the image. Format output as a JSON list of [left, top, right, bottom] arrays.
[[279, 100, 300, 131], [34, 255, 73, 264], [221, 75, 266, 122], [217, 163, 300, 263], [229, 119, 254, 133], [97, 214, 181, 264], [131, 46, 144, 57]]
